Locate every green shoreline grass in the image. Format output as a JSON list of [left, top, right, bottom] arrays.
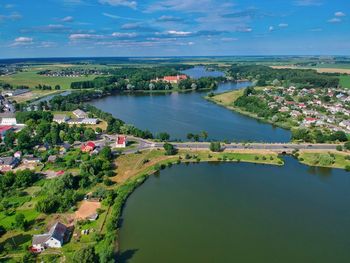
[[206, 89, 293, 130]]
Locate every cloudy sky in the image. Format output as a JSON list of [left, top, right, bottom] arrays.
[[0, 0, 349, 58]]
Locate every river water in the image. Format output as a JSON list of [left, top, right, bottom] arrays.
[[91, 67, 290, 142], [119, 157, 350, 263]]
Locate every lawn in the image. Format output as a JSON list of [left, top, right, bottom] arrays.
[[0, 70, 97, 89], [210, 89, 244, 106], [298, 151, 350, 169], [114, 149, 283, 184], [339, 75, 350, 89]]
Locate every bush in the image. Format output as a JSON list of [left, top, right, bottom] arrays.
[[345, 165, 350, 172], [336, 145, 343, 151], [344, 141, 350, 151], [210, 142, 221, 152]]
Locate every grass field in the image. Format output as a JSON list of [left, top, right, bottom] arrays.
[[339, 75, 350, 89], [0, 70, 97, 89], [298, 151, 350, 169]]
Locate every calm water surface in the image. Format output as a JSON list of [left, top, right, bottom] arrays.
[[119, 158, 350, 263], [91, 67, 290, 142]]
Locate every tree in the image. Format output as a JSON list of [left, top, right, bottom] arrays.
[[163, 143, 177, 155], [158, 132, 170, 142], [55, 85, 61, 90], [0, 225, 6, 238], [21, 252, 36, 263], [187, 133, 194, 140], [14, 213, 27, 230], [73, 246, 98, 263], [210, 142, 221, 152], [4, 130, 15, 148], [201, 131, 208, 140], [344, 141, 350, 151], [99, 146, 112, 160]]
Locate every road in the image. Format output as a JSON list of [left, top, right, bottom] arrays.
[[120, 136, 341, 154]]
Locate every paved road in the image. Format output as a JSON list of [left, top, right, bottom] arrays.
[[121, 137, 341, 154]]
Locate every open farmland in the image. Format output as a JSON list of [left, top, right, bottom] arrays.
[[0, 68, 97, 89]]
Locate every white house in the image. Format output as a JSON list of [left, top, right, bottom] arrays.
[[72, 109, 88, 119], [53, 114, 69, 124], [0, 113, 17, 125], [32, 222, 68, 251]]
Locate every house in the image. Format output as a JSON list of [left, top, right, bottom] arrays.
[[67, 118, 98, 125], [304, 117, 317, 125], [53, 114, 69, 124], [32, 222, 68, 251], [279, 106, 290, 113], [47, 155, 57, 163], [81, 141, 96, 152], [23, 157, 41, 164], [0, 113, 17, 125], [14, 151, 22, 159], [2, 89, 29, 97], [72, 109, 88, 119], [0, 157, 19, 172], [0, 125, 13, 139], [340, 120, 350, 131], [155, 75, 188, 84], [81, 118, 98, 125], [115, 135, 127, 148]]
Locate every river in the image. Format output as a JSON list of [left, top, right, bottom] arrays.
[[119, 157, 350, 263], [90, 67, 290, 142]]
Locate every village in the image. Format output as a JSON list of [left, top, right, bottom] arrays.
[[259, 85, 350, 133]]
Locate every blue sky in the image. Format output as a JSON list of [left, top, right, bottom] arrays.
[[0, 0, 349, 58]]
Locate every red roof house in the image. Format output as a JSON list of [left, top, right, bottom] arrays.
[[116, 135, 127, 148], [81, 141, 96, 152], [163, 75, 188, 84], [0, 125, 13, 139]]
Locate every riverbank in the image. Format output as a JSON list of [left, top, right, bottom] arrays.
[[206, 88, 293, 130]]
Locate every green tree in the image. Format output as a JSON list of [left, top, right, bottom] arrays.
[[73, 246, 98, 263], [4, 130, 15, 148], [158, 132, 170, 142], [201, 131, 208, 140], [14, 213, 27, 230], [163, 143, 177, 155], [210, 142, 221, 152], [344, 142, 350, 151]]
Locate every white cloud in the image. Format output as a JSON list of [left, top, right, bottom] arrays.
[[236, 27, 253, 32], [38, 41, 57, 48], [0, 12, 22, 22], [69, 34, 104, 40], [221, 37, 238, 42], [112, 32, 137, 38], [335, 11, 346, 17], [269, 26, 275, 32], [11, 37, 33, 47], [99, 0, 137, 9], [294, 0, 322, 6], [167, 30, 192, 36], [310, 28, 323, 32], [278, 23, 288, 28], [102, 12, 139, 21], [328, 18, 341, 23], [61, 16, 74, 22]]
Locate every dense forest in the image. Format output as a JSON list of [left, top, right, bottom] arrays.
[[228, 65, 339, 88]]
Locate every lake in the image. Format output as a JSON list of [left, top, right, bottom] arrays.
[[119, 158, 350, 263], [91, 67, 290, 142]]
